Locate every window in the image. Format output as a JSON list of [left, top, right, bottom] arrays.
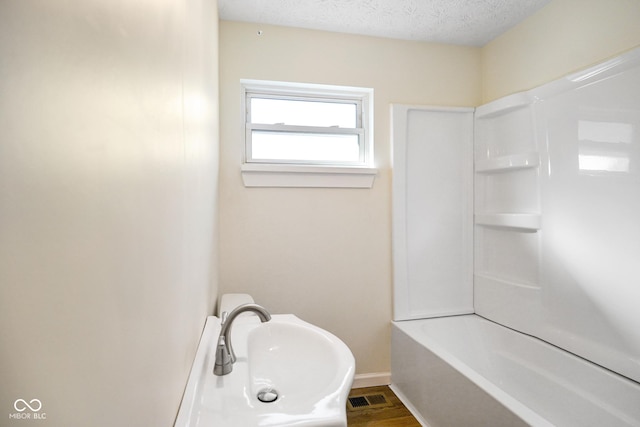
[[240, 80, 377, 188]]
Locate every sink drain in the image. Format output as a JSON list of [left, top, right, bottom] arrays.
[[257, 388, 279, 403]]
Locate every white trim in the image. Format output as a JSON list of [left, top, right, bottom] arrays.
[[241, 79, 375, 172], [351, 372, 391, 389], [241, 79, 374, 100], [241, 163, 377, 188]]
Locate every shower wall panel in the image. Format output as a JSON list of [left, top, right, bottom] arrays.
[[475, 48, 640, 383], [392, 105, 474, 320]]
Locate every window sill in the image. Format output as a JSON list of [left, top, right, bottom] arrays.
[[241, 164, 378, 188]]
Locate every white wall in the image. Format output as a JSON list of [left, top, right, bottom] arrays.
[[0, 1, 219, 426], [482, 0, 640, 102], [219, 21, 480, 376]]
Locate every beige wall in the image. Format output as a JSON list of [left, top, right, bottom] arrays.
[[0, 1, 219, 426], [219, 21, 481, 375], [482, 0, 640, 102]]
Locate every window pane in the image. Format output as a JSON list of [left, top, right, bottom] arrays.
[[250, 98, 357, 128], [251, 131, 360, 162]]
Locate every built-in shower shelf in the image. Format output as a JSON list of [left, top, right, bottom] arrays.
[[474, 92, 531, 119], [475, 152, 540, 173], [475, 213, 541, 231]]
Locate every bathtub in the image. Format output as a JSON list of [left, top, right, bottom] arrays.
[[391, 315, 640, 427]]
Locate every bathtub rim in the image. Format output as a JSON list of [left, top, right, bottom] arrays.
[[393, 314, 557, 427], [393, 314, 640, 427]]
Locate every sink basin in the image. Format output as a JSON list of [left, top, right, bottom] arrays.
[[175, 314, 355, 427], [247, 317, 355, 425]]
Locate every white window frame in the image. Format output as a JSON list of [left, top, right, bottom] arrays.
[[240, 80, 377, 188]]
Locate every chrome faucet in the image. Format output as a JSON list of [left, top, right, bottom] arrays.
[[213, 303, 271, 376]]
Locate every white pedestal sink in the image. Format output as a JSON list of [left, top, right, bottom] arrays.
[[175, 313, 355, 427]]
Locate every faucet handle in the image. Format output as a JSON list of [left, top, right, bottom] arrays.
[[213, 336, 232, 376]]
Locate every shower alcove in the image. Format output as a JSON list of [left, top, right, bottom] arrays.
[[390, 47, 640, 427]]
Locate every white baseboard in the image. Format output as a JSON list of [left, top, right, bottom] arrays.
[[351, 372, 391, 389]]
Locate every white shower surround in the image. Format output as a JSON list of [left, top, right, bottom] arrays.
[[474, 49, 640, 384], [391, 46, 640, 425], [391, 105, 474, 320]]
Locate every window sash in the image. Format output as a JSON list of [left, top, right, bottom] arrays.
[[248, 94, 361, 128], [244, 89, 368, 166], [246, 126, 366, 165]]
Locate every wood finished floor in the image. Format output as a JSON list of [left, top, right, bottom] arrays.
[[347, 385, 421, 426]]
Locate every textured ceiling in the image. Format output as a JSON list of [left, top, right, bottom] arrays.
[[218, 0, 551, 46]]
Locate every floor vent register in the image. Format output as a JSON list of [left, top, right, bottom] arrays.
[[347, 393, 392, 411]]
